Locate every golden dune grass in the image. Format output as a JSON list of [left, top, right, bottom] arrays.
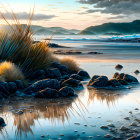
[[60, 57, 80, 72], [0, 61, 25, 82]]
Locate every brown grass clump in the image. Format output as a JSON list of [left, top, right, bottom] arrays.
[[60, 57, 80, 72], [0, 61, 25, 82]]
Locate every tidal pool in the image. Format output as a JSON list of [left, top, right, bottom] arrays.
[[0, 62, 140, 140]]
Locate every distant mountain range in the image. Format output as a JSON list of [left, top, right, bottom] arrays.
[[0, 24, 80, 35], [0, 20, 140, 35], [80, 20, 140, 35]]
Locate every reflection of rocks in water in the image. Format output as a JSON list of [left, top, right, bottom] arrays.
[[87, 89, 128, 107], [0, 96, 86, 138]]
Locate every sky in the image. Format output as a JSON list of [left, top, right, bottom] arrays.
[[0, 0, 140, 30]]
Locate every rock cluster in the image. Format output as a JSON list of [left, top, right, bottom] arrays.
[[87, 73, 138, 89], [0, 62, 90, 99]]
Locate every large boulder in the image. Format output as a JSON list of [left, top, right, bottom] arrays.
[[123, 74, 138, 83], [34, 88, 59, 98], [45, 68, 61, 78], [61, 78, 83, 89], [24, 79, 60, 94], [70, 74, 82, 81], [59, 86, 75, 97], [87, 76, 108, 88], [108, 79, 122, 87], [77, 70, 90, 80]]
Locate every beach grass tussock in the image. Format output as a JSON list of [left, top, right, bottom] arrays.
[[0, 11, 80, 76], [60, 57, 80, 72], [0, 61, 25, 82], [0, 11, 57, 75]]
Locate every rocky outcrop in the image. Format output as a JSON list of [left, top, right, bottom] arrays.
[[87, 73, 139, 89]]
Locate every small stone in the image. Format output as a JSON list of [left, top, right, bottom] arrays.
[[74, 122, 80, 125], [100, 126, 109, 129], [108, 123, 115, 127], [124, 117, 130, 120], [59, 134, 64, 136], [74, 130, 78, 132], [16, 110, 23, 115], [84, 124, 87, 127], [120, 126, 129, 131], [130, 122, 137, 126], [82, 131, 85, 134], [88, 136, 93, 138], [41, 135, 45, 138], [135, 108, 139, 110], [0, 117, 6, 126], [129, 111, 133, 114], [104, 134, 112, 138]]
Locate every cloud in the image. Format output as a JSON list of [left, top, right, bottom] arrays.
[[78, 0, 140, 15], [0, 12, 56, 20]]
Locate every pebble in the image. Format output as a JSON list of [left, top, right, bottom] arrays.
[[120, 126, 129, 131], [41, 135, 45, 138], [88, 136, 93, 138], [74, 130, 78, 132], [82, 131, 85, 134], [135, 108, 139, 110], [84, 124, 87, 127], [74, 122, 80, 125], [129, 111, 133, 114], [16, 110, 23, 115], [108, 123, 115, 127], [130, 122, 137, 126], [104, 134, 112, 138], [100, 126, 109, 129], [59, 134, 64, 136], [124, 117, 130, 120]]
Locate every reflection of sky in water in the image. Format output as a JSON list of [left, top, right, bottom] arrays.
[[0, 62, 140, 139]]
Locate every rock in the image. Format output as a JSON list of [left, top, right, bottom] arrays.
[[115, 64, 123, 70], [34, 88, 59, 98], [88, 136, 93, 138], [130, 122, 137, 126], [16, 110, 24, 115], [77, 70, 90, 79], [61, 78, 83, 89], [116, 73, 125, 80], [100, 126, 109, 129], [120, 126, 129, 131], [30, 69, 46, 80], [8, 82, 17, 93], [50, 62, 69, 73], [135, 108, 139, 110], [0, 117, 6, 126], [24, 79, 60, 94], [113, 72, 119, 78], [134, 70, 140, 74], [88, 76, 108, 88], [108, 123, 115, 127], [0, 84, 10, 97], [41, 135, 45, 138], [117, 79, 129, 85], [87, 75, 100, 86], [123, 74, 138, 83], [108, 79, 122, 87], [70, 74, 82, 81], [74, 130, 78, 132], [15, 80, 24, 89], [0, 82, 9, 90], [104, 134, 112, 138], [45, 68, 61, 78], [59, 86, 75, 97], [124, 117, 130, 120]]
